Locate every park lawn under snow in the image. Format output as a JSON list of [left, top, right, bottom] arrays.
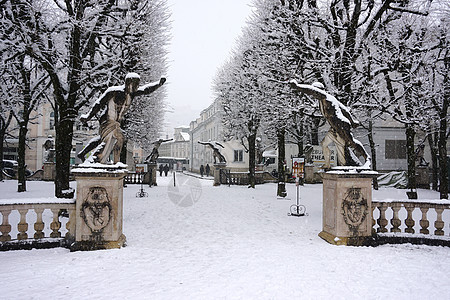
[[1, 174, 450, 299]]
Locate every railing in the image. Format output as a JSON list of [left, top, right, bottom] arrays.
[[219, 170, 271, 185], [125, 172, 146, 184], [372, 200, 450, 238], [0, 202, 76, 250]]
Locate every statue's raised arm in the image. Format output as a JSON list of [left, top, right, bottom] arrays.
[[77, 73, 166, 164], [134, 78, 166, 97], [290, 80, 369, 169]]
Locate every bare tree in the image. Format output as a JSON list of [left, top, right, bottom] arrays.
[[1, 1, 169, 197]]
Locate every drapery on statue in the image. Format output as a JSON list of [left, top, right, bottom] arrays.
[[290, 80, 370, 169], [198, 141, 227, 164], [145, 138, 173, 163], [77, 73, 166, 164]]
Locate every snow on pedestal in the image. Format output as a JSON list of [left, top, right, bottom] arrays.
[[71, 163, 127, 251], [319, 169, 378, 246]]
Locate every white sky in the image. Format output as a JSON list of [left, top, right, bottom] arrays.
[[164, 0, 254, 136]]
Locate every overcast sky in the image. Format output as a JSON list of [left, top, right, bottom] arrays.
[[164, 0, 254, 136]]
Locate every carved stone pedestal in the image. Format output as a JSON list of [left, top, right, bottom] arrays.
[[416, 166, 430, 189], [43, 162, 55, 181], [71, 164, 127, 251], [147, 162, 157, 186], [319, 170, 378, 246], [213, 163, 227, 186]]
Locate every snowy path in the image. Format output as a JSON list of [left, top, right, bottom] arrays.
[[1, 175, 449, 299]]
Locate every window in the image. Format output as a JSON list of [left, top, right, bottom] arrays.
[[49, 112, 55, 130], [385, 140, 406, 159], [234, 150, 243, 162]]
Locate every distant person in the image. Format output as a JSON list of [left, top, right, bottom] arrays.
[[200, 165, 205, 177], [205, 164, 210, 177], [159, 164, 164, 176], [164, 164, 169, 176]]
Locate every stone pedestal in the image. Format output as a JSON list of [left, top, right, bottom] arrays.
[[43, 162, 55, 181], [147, 162, 157, 186], [213, 163, 227, 186], [71, 164, 127, 251], [304, 165, 315, 183], [319, 171, 378, 246], [416, 166, 430, 189]]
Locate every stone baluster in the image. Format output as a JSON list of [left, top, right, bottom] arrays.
[[17, 209, 29, 240], [0, 209, 12, 242], [50, 209, 61, 238], [419, 206, 430, 235], [404, 204, 415, 234], [65, 207, 76, 240], [34, 208, 45, 239], [391, 204, 402, 233], [377, 203, 388, 233], [434, 207, 445, 236], [371, 205, 376, 235]]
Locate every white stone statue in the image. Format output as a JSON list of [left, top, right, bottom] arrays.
[[290, 80, 370, 169], [78, 73, 166, 164]]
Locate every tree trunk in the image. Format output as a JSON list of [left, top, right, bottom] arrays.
[[405, 124, 417, 198], [17, 123, 28, 192], [277, 128, 287, 197], [296, 119, 304, 157], [437, 55, 449, 199], [0, 130, 5, 181], [311, 117, 321, 145], [0, 112, 13, 181], [437, 97, 448, 199], [367, 120, 378, 189], [248, 132, 256, 188], [55, 108, 75, 198], [427, 133, 438, 191], [120, 140, 128, 164]]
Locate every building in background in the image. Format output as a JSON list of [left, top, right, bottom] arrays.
[[189, 99, 248, 173], [159, 125, 191, 160]]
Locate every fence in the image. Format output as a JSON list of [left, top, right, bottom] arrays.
[[219, 170, 275, 185], [0, 202, 75, 250], [372, 199, 450, 246]]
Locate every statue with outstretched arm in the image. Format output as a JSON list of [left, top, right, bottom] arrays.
[[289, 80, 370, 168], [77, 73, 166, 164], [198, 141, 227, 164], [145, 138, 173, 163]]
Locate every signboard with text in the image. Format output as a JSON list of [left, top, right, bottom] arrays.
[[292, 157, 305, 179]]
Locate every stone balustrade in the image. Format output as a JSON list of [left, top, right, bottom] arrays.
[[372, 200, 450, 237], [0, 202, 76, 249], [125, 172, 146, 184], [220, 170, 270, 185]]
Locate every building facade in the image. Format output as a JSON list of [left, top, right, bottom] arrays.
[[158, 125, 191, 159], [189, 99, 249, 173]]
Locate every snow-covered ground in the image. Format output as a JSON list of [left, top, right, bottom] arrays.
[[1, 174, 449, 299]]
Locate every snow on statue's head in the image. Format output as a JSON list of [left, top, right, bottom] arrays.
[[125, 73, 141, 92], [312, 82, 324, 89]]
